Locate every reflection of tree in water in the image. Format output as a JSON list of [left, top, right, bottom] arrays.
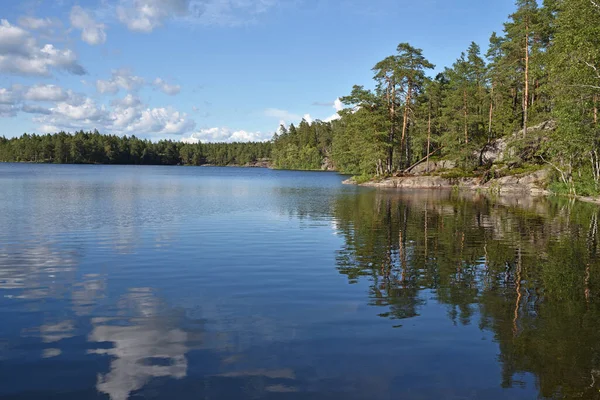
[[333, 190, 600, 398]]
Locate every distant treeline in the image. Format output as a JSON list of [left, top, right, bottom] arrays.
[[271, 120, 333, 170], [0, 131, 272, 166]]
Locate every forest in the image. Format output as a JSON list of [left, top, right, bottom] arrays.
[[0, 130, 271, 166], [271, 0, 600, 195], [1, 0, 599, 196]]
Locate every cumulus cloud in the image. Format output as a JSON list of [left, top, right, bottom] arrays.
[[264, 108, 302, 123], [153, 78, 181, 95], [17, 16, 61, 31], [0, 104, 17, 117], [182, 127, 268, 143], [0, 87, 17, 104], [96, 68, 145, 94], [127, 107, 195, 135], [0, 81, 195, 137], [70, 6, 107, 45], [115, 0, 282, 32], [265, 98, 343, 129], [116, 0, 190, 33], [34, 92, 195, 136], [22, 104, 52, 115], [0, 20, 85, 76], [24, 84, 70, 102], [52, 98, 108, 121], [334, 98, 343, 112], [324, 98, 343, 122]]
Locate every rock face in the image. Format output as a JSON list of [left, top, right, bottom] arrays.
[[244, 159, 272, 168], [360, 175, 478, 189], [347, 168, 551, 196], [410, 160, 456, 175], [493, 168, 550, 195], [321, 157, 335, 171], [479, 139, 508, 164]]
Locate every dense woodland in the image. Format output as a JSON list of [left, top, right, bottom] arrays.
[[0, 131, 271, 166], [271, 0, 600, 195], [1, 0, 599, 195]]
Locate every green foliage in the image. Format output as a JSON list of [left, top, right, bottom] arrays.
[[549, 167, 600, 197], [439, 168, 476, 179], [0, 131, 272, 166], [271, 120, 332, 170]]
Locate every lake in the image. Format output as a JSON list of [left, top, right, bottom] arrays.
[[0, 163, 599, 400]]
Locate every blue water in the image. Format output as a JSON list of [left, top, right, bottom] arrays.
[[0, 163, 597, 399]]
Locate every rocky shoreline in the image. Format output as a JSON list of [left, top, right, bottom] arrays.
[[343, 168, 551, 196], [342, 168, 600, 206]]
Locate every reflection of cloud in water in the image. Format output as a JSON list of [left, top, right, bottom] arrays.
[[42, 348, 62, 358], [72, 274, 106, 316], [40, 320, 75, 343], [87, 288, 192, 400], [0, 242, 79, 299], [89, 319, 188, 400]]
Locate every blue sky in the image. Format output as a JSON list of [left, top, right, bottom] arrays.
[[0, 0, 516, 142]]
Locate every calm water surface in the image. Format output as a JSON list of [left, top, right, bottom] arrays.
[[1, 164, 599, 400]]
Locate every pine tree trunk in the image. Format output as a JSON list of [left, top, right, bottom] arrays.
[[401, 81, 412, 169], [387, 81, 395, 174], [427, 100, 432, 173], [523, 20, 530, 137], [488, 83, 494, 142], [594, 94, 598, 125], [463, 89, 469, 144]]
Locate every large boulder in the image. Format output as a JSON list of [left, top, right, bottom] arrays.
[[479, 138, 508, 164], [411, 159, 456, 175]]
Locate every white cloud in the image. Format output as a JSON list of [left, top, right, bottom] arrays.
[[116, 0, 190, 33], [0, 104, 17, 117], [334, 98, 343, 112], [70, 6, 107, 45], [182, 127, 268, 143], [264, 108, 302, 123], [110, 95, 144, 128], [22, 104, 52, 114], [324, 98, 343, 122], [17, 16, 61, 31], [115, 0, 282, 32], [40, 124, 59, 133], [33, 94, 195, 137], [52, 98, 108, 121], [7, 83, 196, 137], [96, 68, 145, 94], [189, 0, 280, 27], [0, 87, 16, 104], [127, 107, 195, 135], [0, 20, 85, 76], [265, 101, 342, 126], [153, 78, 181, 95], [24, 84, 69, 102]]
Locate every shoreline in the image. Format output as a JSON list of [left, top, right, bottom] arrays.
[[343, 169, 600, 205]]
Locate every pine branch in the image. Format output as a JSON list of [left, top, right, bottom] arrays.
[[569, 84, 600, 90], [584, 61, 600, 80]]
